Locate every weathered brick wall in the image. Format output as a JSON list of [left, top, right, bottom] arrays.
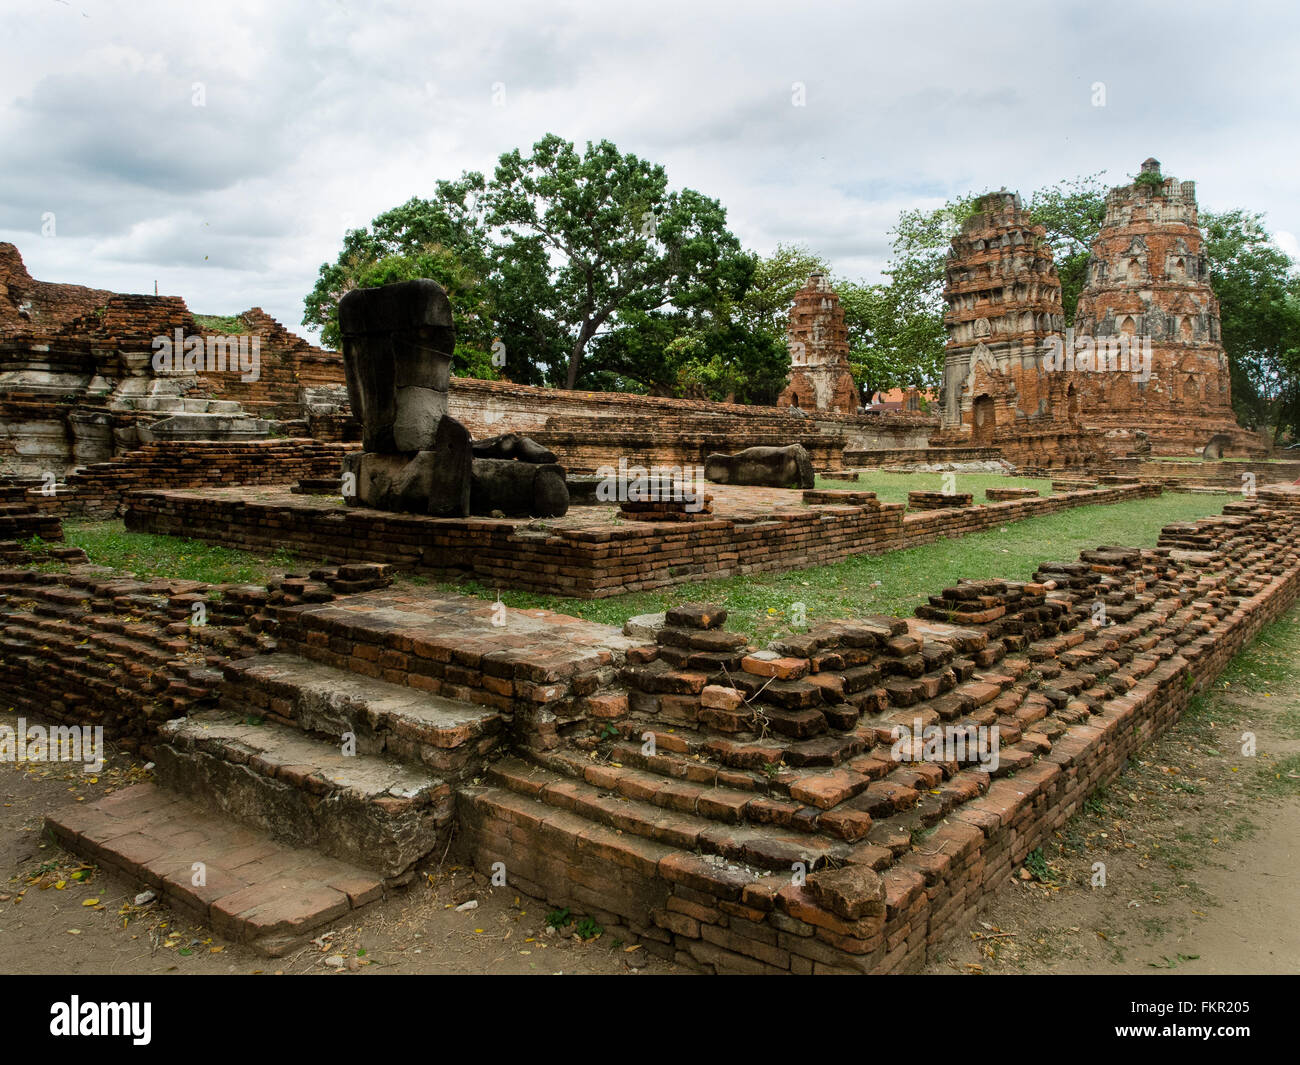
[[1, 244, 351, 475], [1094, 457, 1300, 488], [0, 242, 116, 337], [0, 494, 64, 543], [208, 308, 347, 415], [843, 445, 1000, 467], [61, 439, 359, 519], [446, 376, 933, 464], [123, 482, 1162, 598], [530, 412, 846, 473], [0, 561, 393, 754]]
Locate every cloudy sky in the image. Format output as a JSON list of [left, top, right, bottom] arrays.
[[2, 0, 1297, 341]]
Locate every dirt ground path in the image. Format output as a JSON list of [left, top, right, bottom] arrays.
[[924, 606, 1300, 975], [3, 608, 1298, 977]]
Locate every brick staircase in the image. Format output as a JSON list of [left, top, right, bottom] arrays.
[[151, 652, 506, 878], [15, 490, 1300, 969], [33, 584, 638, 955], [456, 495, 1300, 972]]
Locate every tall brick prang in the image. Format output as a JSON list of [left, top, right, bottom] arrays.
[[778, 272, 860, 414], [934, 191, 1104, 468], [1072, 159, 1259, 456]]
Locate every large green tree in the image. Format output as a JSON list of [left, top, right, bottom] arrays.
[[586, 250, 791, 403], [304, 135, 756, 392], [487, 134, 750, 390], [1202, 209, 1300, 442], [301, 177, 503, 377], [836, 279, 944, 399], [1024, 172, 1108, 320]]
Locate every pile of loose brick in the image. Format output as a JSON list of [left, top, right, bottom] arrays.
[[619, 492, 715, 522], [0, 490, 63, 545], [0, 483, 80, 565], [907, 490, 974, 509], [801, 489, 878, 506]]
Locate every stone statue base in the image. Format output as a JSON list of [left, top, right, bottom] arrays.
[[343, 418, 568, 518]]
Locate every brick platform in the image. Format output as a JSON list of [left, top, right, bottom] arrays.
[[46, 784, 384, 956], [456, 489, 1300, 972], [124, 481, 1162, 599], [12, 488, 1300, 969]]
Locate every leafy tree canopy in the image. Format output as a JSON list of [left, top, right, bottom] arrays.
[[1202, 209, 1300, 441], [304, 135, 753, 391]]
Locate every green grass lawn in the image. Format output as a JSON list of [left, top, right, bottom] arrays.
[[57, 521, 297, 585], [815, 471, 1054, 506], [51, 490, 1226, 641], [439, 492, 1229, 640]]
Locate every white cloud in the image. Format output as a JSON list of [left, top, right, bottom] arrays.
[[1, 0, 1297, 338]]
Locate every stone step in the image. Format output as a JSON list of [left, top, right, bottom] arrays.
[[0, 616, 197, 677], [485, 755, 895, 870], [46, 783, 384, 957], [155, 709, 453, 879], [219, 652, 504, 776]]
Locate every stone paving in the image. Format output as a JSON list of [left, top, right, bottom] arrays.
[[46, 783, 383, 956]]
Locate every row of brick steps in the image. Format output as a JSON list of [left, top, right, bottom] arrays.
[[455, 495, 1300, 971], [46, 783, 384, 958], [155, 708, 457, 880], [0, 564, 444, 957], [36, 585, 640, 955]]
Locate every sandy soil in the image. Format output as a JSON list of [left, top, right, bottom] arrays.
[[0, 731, 680, 975]]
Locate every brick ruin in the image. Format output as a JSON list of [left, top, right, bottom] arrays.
[[933, 191, 1106, 469], [935, 166, 1268, 465], [1072, 159, 1257, 456], [2, 233, 1295, 970], [2, 158, 1286, 517], [0, 242, 354, 478], [9, 483, 1298, 967], [122, 480, 1160, 598], [778, 272, 861, 415], [2, 244, 942, 503]]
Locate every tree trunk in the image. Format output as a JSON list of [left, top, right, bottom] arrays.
[[566, 336, 583, 391], [566, 320, 596, 391]]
